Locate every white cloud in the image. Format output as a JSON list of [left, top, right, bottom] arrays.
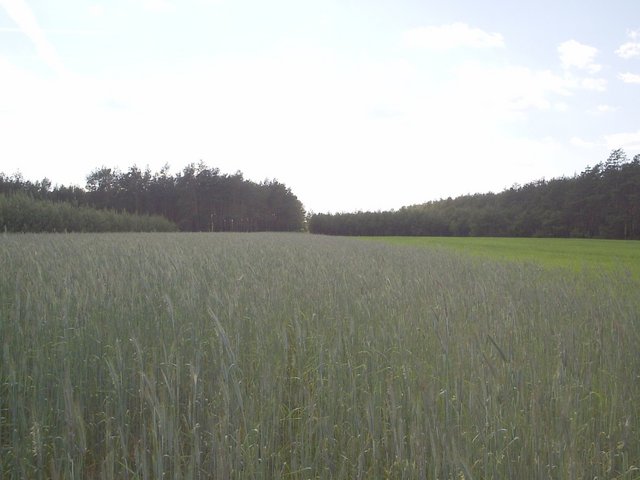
[[0, 0, 65, 74], [592, 104, 617, 114], [616, 30, 640, 59], [616, 42, 640, 59], [618, 72, 640, 84], [580, 77, 607, 91], [605, 130, 640, 151], [570, 136, 599, 148], [446, 63, 591, 121], [401, 23, 504, 50], [558, 40, 601, 73]]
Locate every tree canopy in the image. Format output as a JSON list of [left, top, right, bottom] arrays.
[[0, 163, 306, 232], [309, 150, 640, 239]]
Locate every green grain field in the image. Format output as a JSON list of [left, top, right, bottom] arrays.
[[1, 233, 639, 479], [368, 236, 640, 277]]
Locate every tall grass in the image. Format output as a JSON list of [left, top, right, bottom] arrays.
[[1, 233, 639, 478]]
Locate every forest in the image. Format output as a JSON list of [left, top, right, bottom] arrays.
[[309, 149, 640, 239], [0, 162, 306, 232], [4, 150, 639, 237]]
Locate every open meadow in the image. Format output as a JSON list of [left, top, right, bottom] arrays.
[[1, 233, 639, 478]]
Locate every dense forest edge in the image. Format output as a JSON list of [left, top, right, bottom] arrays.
[[309, 149, 640, 240], [4, 150, 639, 237], [0, 162, 305, 233]]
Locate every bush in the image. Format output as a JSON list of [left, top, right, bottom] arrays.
[[0, 193, 177, 232]]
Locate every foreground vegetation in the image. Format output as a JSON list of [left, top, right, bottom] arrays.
[[310, 149, 640, 239], [0, 193, 177, 232], [1, 233, 639, 478]]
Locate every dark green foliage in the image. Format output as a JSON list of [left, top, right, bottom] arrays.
[[82, 163, 305, 232], [0, 193, 177, 233], [310, 150, 640, 239], [0, 162, 306, 232]]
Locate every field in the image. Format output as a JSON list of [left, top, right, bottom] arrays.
[[1, 233, 639, 479], [368, 236, 640, 277]]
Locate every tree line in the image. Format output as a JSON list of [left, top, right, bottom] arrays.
[[309, 149, 640, 239], [0, 193, 177, 233], [0, 162, 306, 232]]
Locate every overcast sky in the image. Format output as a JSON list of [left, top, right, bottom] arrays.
[[1, 0, 639, 213]]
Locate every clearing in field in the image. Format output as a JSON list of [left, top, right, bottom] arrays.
[[1, 232, 639, 478]]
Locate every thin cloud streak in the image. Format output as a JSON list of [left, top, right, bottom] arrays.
[[605, 130, 640, 151], [401, 23, 504, 50], [0, 0, 65, 73], [618, 72, 640, 84], [0, 26, 103, 35]]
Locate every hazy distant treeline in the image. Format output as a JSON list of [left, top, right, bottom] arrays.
[[0, 162, 305, 232], [310, 149, 640, 239]]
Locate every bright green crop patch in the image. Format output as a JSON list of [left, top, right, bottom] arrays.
[[368, 236, 640, 277]]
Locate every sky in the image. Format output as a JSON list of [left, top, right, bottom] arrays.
[[1, 0, 639, 213]]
